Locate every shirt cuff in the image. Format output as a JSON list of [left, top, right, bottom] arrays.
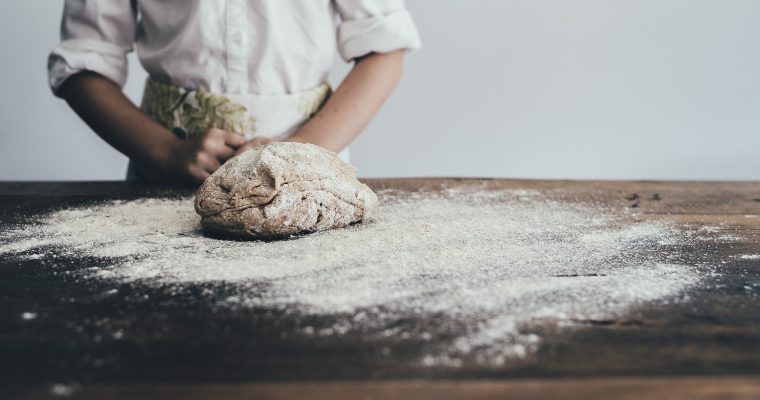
[[48, 38, 130, 96], [337, 9, 422, 62]]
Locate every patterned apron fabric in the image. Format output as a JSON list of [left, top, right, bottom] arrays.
[[128, 78, 339, 181], [141, 78, 331, 140]]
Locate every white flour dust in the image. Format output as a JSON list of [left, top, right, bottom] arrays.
[[0, 189, 700, 365]]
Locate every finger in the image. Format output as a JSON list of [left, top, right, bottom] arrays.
[[199, 133, 237, 158], [250, 137, 273, 146], [216, 145, 237, 163], [223, 131, 246, 148], [201, 155, 222, 173], [188, 165, 211, 183], [202, 127, 225, 139], [235, 138, 273, 156], [233, 143, 252, 157], [194, 152, 221, 173], [237, 141, 268, 157]]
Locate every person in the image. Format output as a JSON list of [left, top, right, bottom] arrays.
[[48, 0, 421, 183]]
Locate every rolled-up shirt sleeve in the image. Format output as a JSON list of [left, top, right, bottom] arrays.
[[48, 0, 137, 96], [334, 0, 421, 62]]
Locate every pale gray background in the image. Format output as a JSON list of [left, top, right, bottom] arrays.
[[1, 0, 759, 181]]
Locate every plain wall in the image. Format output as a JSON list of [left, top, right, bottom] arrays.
[[1, 0, 759, 181]]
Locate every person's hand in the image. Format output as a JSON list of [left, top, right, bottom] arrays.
[[152, 128, 246, 183], [233, 136, 274, 157]]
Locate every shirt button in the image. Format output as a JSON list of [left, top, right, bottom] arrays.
[[233, 32, 243, 45]]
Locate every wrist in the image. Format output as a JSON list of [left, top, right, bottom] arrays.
[[286, 130, 345, 153], [284, 133, 308, 144], [144, 131, 180, 171]]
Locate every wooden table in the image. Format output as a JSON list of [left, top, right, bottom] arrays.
[[1, 180, 759, 399]]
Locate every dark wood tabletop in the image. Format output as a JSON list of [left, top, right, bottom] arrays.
[[1, 179, 759, 400]]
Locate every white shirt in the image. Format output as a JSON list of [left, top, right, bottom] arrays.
[[48, 0, 421, 96]]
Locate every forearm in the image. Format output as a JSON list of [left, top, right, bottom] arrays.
[[287, 50, 405, 153], [58, 72, 176, 169]]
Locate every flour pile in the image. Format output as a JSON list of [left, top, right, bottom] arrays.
[[0, 189, 699, 365]]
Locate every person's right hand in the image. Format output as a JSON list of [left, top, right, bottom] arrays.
[[153, 128, 246, 183]]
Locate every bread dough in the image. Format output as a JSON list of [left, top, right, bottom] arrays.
[[194, 142, 378, 239]]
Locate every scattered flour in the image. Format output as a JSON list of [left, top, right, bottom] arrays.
[[21, 312, 38, 321], [0, 189, 700, 365]]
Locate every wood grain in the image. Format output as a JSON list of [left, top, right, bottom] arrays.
[[1, 179, 759, 399], [16, 377, 760, 400]]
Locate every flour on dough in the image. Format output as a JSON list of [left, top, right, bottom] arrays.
[[194, 142, 378, 239]]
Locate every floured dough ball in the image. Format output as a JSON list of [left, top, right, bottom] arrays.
[[194, 142, 378, 239]]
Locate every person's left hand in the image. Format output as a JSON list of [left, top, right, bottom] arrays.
[[234, 136, 274, 157]]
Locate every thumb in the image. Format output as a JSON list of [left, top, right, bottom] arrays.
[[223, 131, 246, 148]]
